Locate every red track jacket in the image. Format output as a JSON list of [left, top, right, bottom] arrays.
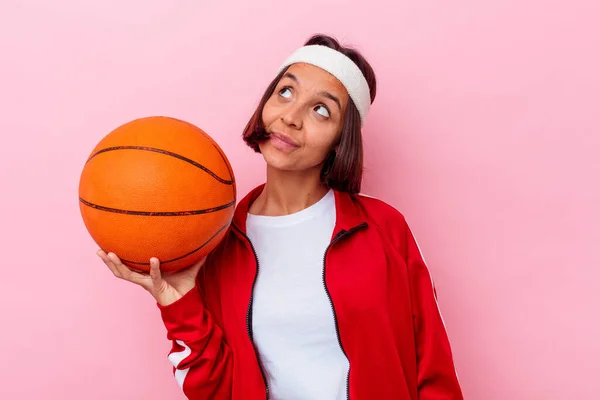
[[158, 184, 464, 399]]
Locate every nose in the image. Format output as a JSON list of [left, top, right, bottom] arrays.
[[281, 103, 303, 130]]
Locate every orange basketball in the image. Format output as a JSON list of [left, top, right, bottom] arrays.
[[78, 116, 236, 273]]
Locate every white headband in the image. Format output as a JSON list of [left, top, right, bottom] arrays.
[[277, 45, 371, 126]]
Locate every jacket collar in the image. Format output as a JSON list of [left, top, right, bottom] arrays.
[[231, 183, 367, 238]]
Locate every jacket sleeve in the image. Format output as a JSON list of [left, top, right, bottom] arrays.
[[403, 220, 464, 399], [157, 275, 233, 400]]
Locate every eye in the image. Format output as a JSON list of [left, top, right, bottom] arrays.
[[278, 86, 292, 99], [315, 105, 330, 118]]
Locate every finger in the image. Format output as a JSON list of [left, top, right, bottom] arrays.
[[189, 256, 207, 274], [107, 252, 149, 285], [97, 249, 123, 278], [169, 256, 206, 278]]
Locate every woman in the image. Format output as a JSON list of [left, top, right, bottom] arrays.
[[98, 34, 464, 400]]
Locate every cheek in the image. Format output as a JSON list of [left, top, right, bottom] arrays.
[[261, 100, 278, 127], [304, 126, 340, 155]]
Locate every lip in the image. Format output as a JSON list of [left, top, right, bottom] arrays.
[[270, 131, 300, 148]]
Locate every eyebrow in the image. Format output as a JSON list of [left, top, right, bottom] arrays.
[[281, 72, 342, 112], [282, 72, 299, 83], [317, 91, 342, 112]]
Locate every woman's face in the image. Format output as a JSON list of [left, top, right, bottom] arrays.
[[259, 62, 349, 173]]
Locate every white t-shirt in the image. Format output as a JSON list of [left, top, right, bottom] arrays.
[[246, 189, 349, 400]]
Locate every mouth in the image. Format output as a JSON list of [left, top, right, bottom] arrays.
[[269, 131, 300, 148]]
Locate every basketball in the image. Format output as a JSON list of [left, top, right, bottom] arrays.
[[78, 116, 236, 273]]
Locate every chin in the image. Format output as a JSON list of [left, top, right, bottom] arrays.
[[263, 155, 297, 172], [259, 142, 291, 169], [259, 141, 320, 173]]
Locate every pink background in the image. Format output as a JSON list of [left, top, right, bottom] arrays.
[[1, 1, 598, 399]]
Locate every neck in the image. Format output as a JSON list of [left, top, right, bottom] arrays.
[[249, 165, 330, 216]]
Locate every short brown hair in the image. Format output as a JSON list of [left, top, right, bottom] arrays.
[[242, 34, 377, 194]]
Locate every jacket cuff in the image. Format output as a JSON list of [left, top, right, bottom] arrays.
[[157, 286, 203, 326]]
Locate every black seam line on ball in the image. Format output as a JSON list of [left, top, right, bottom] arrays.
[[174, 119, 236, 182], [86, 146, 234, 185], [120, 221, 230, 265], [79, 198, 235, 216]]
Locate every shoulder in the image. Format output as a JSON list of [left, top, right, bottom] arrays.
[[353, 193, 406, 221], [351, 193, 409, 237]]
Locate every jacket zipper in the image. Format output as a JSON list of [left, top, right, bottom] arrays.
[[235, 221, 367, 400], [322, 222, 368, 400], [233, 224, 270, 400]]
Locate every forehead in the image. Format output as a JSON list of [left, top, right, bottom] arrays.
[[283, 63, 348, 98]]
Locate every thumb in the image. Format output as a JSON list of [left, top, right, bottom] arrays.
[[149, 257, 164, 290]]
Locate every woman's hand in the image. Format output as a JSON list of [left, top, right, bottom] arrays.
[[97, 250, 206, 306]]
